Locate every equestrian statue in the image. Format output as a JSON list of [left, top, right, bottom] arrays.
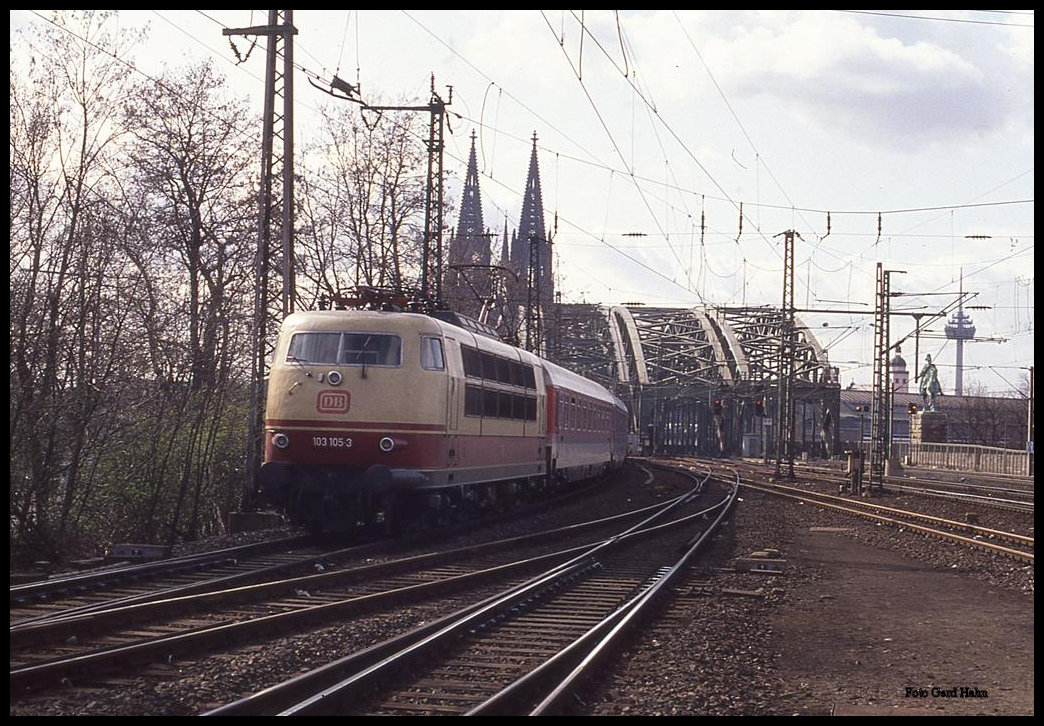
[[917, 354, 943, 412]]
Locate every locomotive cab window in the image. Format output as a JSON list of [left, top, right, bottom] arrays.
[[420, 336, 445, 370], [287, 332, 340, 364], [287, 332, 401, 366]]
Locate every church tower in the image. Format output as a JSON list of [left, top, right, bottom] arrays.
[[891, 345, 909, 393], [507, 133, 553, 355], [511, 133, 553, 308], [509, 133, 551, 294], [444, 132, 491, 318]]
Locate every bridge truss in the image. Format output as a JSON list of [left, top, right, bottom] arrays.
[[546, 303, 841, 460]]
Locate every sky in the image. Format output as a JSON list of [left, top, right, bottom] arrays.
[[10, 10, 1035, 394]]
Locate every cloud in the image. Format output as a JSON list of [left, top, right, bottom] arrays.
[[630, 11, 1023, 152]]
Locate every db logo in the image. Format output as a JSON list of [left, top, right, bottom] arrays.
[[317, 390, 351, 414]]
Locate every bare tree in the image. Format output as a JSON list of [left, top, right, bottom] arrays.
[[120, 58, 257, 542], [947, 382, 1027, 449], [9, 11, 159, 563], [10, 13, 256, 563], [296, 103, 429, 306], [123, 57, 256, 390]]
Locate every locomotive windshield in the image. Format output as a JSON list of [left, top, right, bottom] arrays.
[[288, 332, 402, 366]]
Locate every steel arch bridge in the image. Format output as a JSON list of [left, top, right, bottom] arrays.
[[547, 303, 841, 458]]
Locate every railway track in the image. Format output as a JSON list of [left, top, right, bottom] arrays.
[[9, 475, 623, 631], [10, 465, 718, 699], [689, 457, 1034, 531], [673, 457, 1033, 563], [10, 535, 320, 627], [793, 460, 1034, 511], [739, 479, 1033, 561], [203, 464, 738, 716], [882, 479, 1033, 512]]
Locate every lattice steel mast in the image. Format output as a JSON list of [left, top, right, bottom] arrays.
[[420, 77, 449, 305], [869, 264, 904, 493], [774, 230, 799, 479], [225, 11, 297, 508]]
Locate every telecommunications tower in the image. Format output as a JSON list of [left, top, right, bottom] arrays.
[[944, 272, 975, 396]]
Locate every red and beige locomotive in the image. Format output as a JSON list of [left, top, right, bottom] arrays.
[[258, 306, 629, 532]]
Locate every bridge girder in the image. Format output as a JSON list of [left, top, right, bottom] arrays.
[[546, 303, 841, 457], [548, 304, 836, 390]]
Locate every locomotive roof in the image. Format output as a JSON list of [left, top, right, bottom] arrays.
[[280, 309, 444, 334], [541, 359, 627, 410]]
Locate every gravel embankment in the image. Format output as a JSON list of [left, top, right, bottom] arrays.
[[577, 484, 1033, 716]]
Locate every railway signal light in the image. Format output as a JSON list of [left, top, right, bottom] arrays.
[[855, 405, 870, 413], [754, 397, 765, 416], [713, 398, 723, 415], [908, 403, 919, 415]]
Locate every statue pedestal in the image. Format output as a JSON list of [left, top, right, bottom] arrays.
[[911, 411, 948, 443]]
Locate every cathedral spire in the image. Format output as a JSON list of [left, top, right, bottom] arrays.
[[501, 219, 510, 266], [514, 132, 547, 269], [511, 132, 552, 309], [444, 132, 491, 318], [449, 132, 488, 265]]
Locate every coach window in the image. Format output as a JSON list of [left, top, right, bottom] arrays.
[[483, 388, 499, 417], [497, 391, 513, 418], [523, 365, 536, 389], [511, 393, 526, 420], [420, 336, 445, 370], [464, 385, 482, 416], [495, 357, 511, 384], [462, 346, 481, 377], [479, 352, 495, 380]]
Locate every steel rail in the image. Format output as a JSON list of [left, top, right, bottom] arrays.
[[203, 469, 715, 716], [13, 472, 706, 695], [468, 472, 739, 716], [882, 482, 1033, 512], [740, 479, 1033, 563], [10, 473, 681, 647], [749, 479, 1033, 548], [9, 536, 315, 606], [792, 461, 1035, 501]]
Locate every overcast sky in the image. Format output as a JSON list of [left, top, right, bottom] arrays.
[[11, 10, 1035, 393]]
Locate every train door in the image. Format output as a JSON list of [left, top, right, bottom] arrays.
[[541, 368, 556, 479], [441, 335, 461, 475], [443, 336, 459, 432]]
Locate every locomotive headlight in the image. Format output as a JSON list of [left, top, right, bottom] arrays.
[[327, 370, 343, 386], [272, 432, 290, 449], [379, 436, 406, 453]]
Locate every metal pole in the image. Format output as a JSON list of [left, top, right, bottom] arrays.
[[226, 11, 297, 510], [1029, 366, 1035, 476], [775, 230, 797, 479], [346, 77, 451, 307], [281, 11, 295, 316], [912, 313, 923, 381]]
